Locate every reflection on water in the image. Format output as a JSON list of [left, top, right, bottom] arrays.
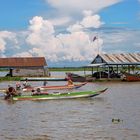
[[0, 73, 140, 140]]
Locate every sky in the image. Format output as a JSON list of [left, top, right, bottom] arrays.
[[0, 0, 140, 67]]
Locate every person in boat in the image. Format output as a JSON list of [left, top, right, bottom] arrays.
[[16, 82, 21, 90], [66, 76, 73, 86], [36, 88, 41, 95], [5, 85, 17, 99], [23, 78, 31, 88], [7, 85, 17, 95], [32, 88, 41, 95], [16, 82, 22, 95], [43, 80, 47, 86], [32, 88, 49, 95], [68, 79, 73, 86]]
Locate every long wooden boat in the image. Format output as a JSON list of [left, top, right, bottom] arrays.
[[0, 82, 87, 93], [23, 82, 87, 92], [12, 88, 108, 101], [122, 73, 140, 82], [21, 77, 66, 81]]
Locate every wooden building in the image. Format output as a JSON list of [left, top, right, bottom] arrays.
[[0, 57, 50, 77], [86, 53, 140, 79]]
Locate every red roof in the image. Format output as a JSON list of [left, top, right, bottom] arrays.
[[0, 57, 47, 67]]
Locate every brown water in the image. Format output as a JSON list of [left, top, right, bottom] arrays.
[[0, 80, 140, 140]]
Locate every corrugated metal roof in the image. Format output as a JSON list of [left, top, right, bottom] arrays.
[[0, 57, 47, 67], [92, 53, 140, 65]]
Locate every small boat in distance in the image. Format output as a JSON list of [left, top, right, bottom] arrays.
[[66, 73, 94, 82], [12, 88, 108, 101], [122, 72, 140, 82]]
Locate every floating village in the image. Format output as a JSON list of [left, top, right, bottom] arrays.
[[0, 53, 139, 101]]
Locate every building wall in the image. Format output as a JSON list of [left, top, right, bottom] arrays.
[[12, 68, 50, 77]]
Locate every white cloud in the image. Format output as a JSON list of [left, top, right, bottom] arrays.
[[50, 17, 71, 26], [46, 0, 122, 15], [45, 0, 121, 35], [67, 11, 103, 32], [1, 14, 139, 66], [0, 0, 139, 66], [0, 38, 6, 52], [26, 16, 55, 47], [67, 23, 83, 33], [99, 28, 140, 53], [83, 10, 93, 17], [13, 52, 33, 57], [55, 32, 103, 61], [23, 14, 103, 62], [0, 31, 18, 54], [80, 13, 104, 28]]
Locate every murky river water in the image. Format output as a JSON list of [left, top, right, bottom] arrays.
[[0, 72, 140, 140]]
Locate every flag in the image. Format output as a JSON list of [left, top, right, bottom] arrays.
[[93, 36, 97, 42]]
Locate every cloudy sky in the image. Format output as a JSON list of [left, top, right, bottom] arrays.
[[0, 0, 140, 67]]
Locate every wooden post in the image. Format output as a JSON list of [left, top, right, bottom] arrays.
[[108, 66, 110, 79], [10, 68, 13, 77], [84, 67, 86, 77], [117, 65, 118, 74], [128, 65, 130, 73], [92, 67, 94, 77]]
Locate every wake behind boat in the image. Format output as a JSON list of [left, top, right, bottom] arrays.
[[12, 88, 108, 101]]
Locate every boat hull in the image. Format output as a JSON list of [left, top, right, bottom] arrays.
[[12, 88, 108, 101]]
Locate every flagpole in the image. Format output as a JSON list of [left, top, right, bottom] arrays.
[[97, 33, 100, 55], [92, 34, 99, 55]]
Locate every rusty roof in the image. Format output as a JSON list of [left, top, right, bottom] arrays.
[[0, 57, 47, 67], [92, 53, 140, 65]]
